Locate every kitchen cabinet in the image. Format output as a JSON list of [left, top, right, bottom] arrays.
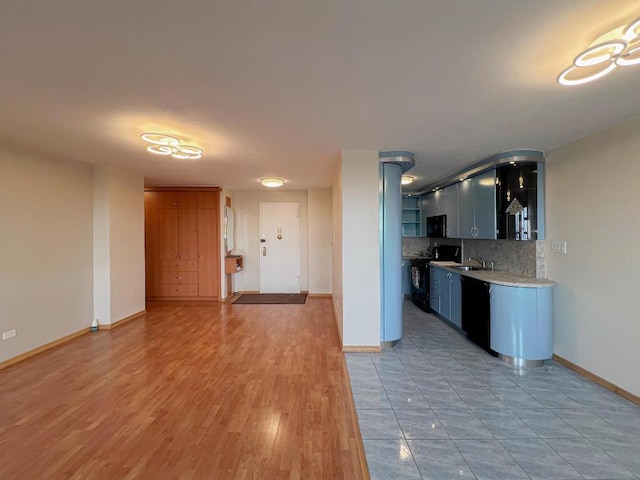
[[402, 195, 422, 237], [490, 284, 552, 363], [449, 271, 461, 328], [458, 169, 496, 239], [444, 184, 459, 238], [495, 162, 543, 240], [402, 260, 412, 297], [430, 266, 461, 328], [429, 267, 440, 312], [423, 189, 447, 218], [145, 188, 221, 301]]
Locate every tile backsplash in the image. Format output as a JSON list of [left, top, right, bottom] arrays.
[[403, 237, 545, 278], [462, 239, 546, 278]]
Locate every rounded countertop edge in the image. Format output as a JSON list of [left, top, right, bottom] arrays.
[[430, 262, 554, 288]]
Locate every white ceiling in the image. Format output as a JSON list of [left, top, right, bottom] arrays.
[[2, 0, 640, 191]]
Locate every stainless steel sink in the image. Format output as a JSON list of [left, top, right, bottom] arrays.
[[452, 265, 481, 271]]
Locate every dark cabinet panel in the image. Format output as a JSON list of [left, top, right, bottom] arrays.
[[461, 276, 496, 356]]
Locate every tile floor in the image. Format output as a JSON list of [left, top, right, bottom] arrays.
[[345, 300, 640, 480]]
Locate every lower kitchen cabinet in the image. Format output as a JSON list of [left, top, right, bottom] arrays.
[[429, 267, 440, 312], [449, 272, 461, 327], [490, 284, 553, 361], [430, 267, 461, 328], [402, 260, 412, 297]]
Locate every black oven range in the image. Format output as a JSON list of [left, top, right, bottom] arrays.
[[410, 245, 461, 312]]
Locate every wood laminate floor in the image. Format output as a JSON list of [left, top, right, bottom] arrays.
[[0, 298, 366, 479]]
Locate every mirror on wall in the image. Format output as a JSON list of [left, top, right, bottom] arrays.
[[224, 206, 235, 253]]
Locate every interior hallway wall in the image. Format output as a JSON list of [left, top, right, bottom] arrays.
[[94, 165, 145, 325], [546, 116, 640, 396], [308, 188, 332, 294], [233, 190, 309, 292], [0, 148, 93, 363]]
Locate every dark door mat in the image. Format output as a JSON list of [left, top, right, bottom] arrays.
[[232, 293, 307, 304]]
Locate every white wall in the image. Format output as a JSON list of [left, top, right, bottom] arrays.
[[219, 189, 234, 297], [93, 165, 145, 325], [0, 148, 94, 363], [233, 190, 309, 292], [308, 188, 332, 294], [332, 170, 344, 340], [546, 116, 640, 396], [340, 150, 381, 347]]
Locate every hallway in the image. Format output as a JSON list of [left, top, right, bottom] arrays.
[[0, 298, 366, 479]]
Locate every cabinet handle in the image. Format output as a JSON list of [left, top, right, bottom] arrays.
[[176, 276, 181, 279]]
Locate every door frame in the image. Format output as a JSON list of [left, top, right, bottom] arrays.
[[259, 202, 301, 294]]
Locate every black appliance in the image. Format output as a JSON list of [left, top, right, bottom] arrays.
[[426, 215, 447, 238], [461, 276, 497, 356], [411, 245, 460, 312]]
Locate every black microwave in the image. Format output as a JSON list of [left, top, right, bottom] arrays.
[[426, 215, 447, 238]]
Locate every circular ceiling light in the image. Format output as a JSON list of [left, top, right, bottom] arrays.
[[141, 133, 203, 160], [401, 175, 414, 185], [623, 16, 640, 42], [616, 45, 640, 65], [557, 61, 617, 86], [573, 40, 626, 67], [140, 133, 180, 146], [260, 177, 285, 188]]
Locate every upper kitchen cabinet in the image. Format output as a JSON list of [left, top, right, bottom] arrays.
[[422, 189, 446, 218], [458, 169, 497, 239], [402, 195, 422, 237], [444, 183, 459, 238], [496, 162, 544, 240]]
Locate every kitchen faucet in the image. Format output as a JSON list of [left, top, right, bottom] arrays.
[[469, 256, 486, 269]]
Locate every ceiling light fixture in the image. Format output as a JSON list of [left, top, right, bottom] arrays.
[[260, 177, 285, 188], [140, 133, 203, 160], [558, 15, 640, 86], [401, 175, 415, 185]]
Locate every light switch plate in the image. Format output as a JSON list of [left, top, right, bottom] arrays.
[[551, 241, 567, 254]]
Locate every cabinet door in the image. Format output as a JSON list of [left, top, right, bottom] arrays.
[[402, 261, 412, 296], [178, 208, 198, 259], [458, 179, 475, 238], [422, 193, 435, 219], [158, 208, 179, 259], [144, 205, 159, 296], [158, 192, 180, 209], [445, 184, 459, 238], [473, 170, 497, 239], [440, 270, 451, 320], [450, 272, 461, 328], [197, 208, 219, 298], [197, 191, 218, 209], [429, 267, 440, 312], [433, 189, 446, 216], [177, 192, 199, 209]]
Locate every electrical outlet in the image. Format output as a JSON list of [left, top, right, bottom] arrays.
[[2, 329, 17, 340], [551, 241, 567, 254]]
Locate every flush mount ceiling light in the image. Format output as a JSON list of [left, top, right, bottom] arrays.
[[259, 177, 285, 188], [401, 175, 415, 185], [558, 15, 640, 86], [140, 133, 203, 160]]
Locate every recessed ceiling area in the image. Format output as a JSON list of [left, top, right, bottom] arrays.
[[1, 0, 639, 191]]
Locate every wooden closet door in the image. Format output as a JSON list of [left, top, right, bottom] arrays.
[[159, 208, 179, 259], [197, 208, 219, 298], [178, 208, 198, 259], [144, 192, 159, 296]]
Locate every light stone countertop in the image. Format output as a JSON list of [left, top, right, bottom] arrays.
[[430, 261, 554, 288]]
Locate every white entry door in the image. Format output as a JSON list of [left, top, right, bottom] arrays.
[[259, 202, 300, 293]]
